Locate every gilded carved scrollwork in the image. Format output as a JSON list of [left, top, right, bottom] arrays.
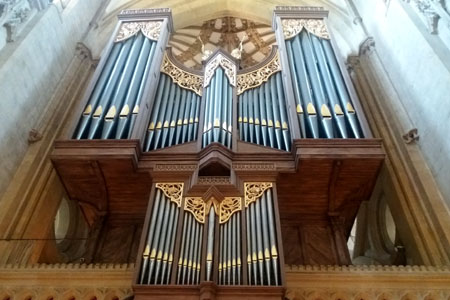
[[237, 53, 281, 95], [219, 197, 242, 224], [185, 197, 206, 223], [281, 18, 330, 40], [115, 21, 162, 42], [204, 54, 237, 87], [155, 183, 184, 207], [160, 52, 203, 96], [244, 182, 273, 207]]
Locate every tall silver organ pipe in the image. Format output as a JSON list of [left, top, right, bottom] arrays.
[[245, 188, 280, 286], [74, 33, 157, 139], [202, 67, 233, 149], [139, 187, 180, 285], [144, 73, 201, 151], [285, 30, 362, 138], [238, 72, 291, 151], [206, 207, 215, 281]]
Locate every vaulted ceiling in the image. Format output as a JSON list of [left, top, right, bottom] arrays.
[[85, 0, 365, 60]]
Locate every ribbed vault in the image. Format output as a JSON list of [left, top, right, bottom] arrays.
[[85, 0, 364, 59]]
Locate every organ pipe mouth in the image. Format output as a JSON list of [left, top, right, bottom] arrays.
[[321, 104, 332, 118], [346, 102, 356, 114], [83, 105, 92, 115]]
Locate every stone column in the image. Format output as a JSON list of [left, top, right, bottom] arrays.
[[347, 37, 450, 265]]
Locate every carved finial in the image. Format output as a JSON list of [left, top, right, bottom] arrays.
[[28, 129, 43, 144], [402, 128, 419, 144], [198, 36, 213, 61], [359, 37, 375, 56]]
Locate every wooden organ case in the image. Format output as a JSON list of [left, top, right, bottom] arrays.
[[51, 6, 384, 300]]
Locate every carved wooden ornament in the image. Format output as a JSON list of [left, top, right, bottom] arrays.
[[155, 183, 184, 207]]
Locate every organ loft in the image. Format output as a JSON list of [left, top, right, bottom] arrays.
[[1, 2, 450, 300]]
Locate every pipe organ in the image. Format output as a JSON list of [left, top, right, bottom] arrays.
[[53, 6, 384, 300], [74, 23, 162, 140], [283, 22, 361, 138], [138, 183, 282, 288], [72, 6, 365, 148]]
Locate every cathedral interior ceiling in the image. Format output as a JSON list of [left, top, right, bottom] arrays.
[[169, 16, 276, 70], [85, 0, 361, 58]]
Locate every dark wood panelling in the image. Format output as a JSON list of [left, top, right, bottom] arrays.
[[51, 138, 384, 267]]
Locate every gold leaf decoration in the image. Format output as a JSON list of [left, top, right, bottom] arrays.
[[185, 197, 206, 223], [155, 183, 184, 207], [204, 54, 236, 88], [281, 18, 330, 40], [160, 52, 203, 96], [115, 21, 163, 42], [237, 53, 281, 95], [219, 197, 242, 224], [244, 182, 273, 207]]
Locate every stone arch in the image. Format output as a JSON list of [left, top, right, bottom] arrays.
[[306, 291, 329, 300], [377, 292, 394, 300], [354, 291, 374, 300], [0, 289, 14, 300], [330, 291, 351, 300], [401, 292, 419, 300]]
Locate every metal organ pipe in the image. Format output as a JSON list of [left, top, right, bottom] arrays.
[[75, 34, 158, 140], [144, 74, 201, 151], [140, 188, 180, 285], [245, 188, 280, 286], [202, 67, 233, 149], [285, 30, 363, 138], [238, 73, 291, 151], [206, 207, 215, 281]]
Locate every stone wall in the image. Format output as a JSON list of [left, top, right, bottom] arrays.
[[0, 0, 105, 200], [352, 0, 450, 205]]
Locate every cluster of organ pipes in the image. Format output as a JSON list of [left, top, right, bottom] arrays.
[[245, 188, 280, 286], [73, 10, 368, 150], [177, 209, 204, 285], [140, 188, 180, 285], [74, 33, 157, 139], [202, 67, 233, 149], [218, 211, 242, 285], [238, 72, 291, 151], [285, 30, 362, 138], [139, 184, 281, 287], [143, 73, 201, 151]]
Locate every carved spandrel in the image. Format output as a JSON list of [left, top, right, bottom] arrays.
[[160, 52, 203, 96], [155, 183, 184, 207], [115, 21, 162, 42], [244, 182, 273, 207], [219, 197, 242, 224], [237, 52, 281, 95], [281, 18, 330, 40], [184, 197, 206, 223]]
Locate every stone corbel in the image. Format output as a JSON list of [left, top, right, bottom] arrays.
[[402, 128, 420, 144], [28, 128, 43, 144], [358, 37, 376, 56]]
